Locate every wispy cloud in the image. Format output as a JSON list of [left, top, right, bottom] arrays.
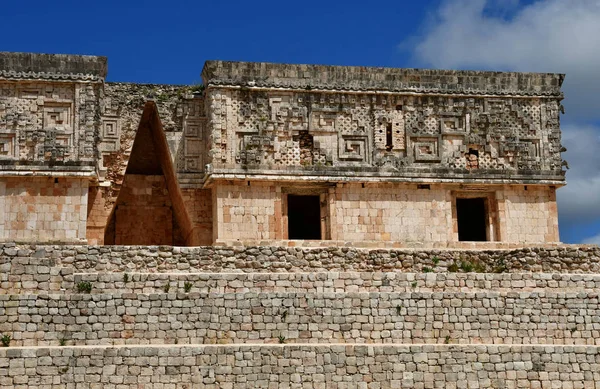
[[583, 233, 600, 245], [559, 124, 600, 224], [410, 0, 600, 118]]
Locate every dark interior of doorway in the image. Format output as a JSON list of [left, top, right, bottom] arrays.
[[456, 198, 487, 241], [288, 195, 321, 240]]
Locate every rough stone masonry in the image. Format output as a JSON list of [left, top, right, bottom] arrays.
[[1, 242, 600, 388], [0, 52, 568, 247]]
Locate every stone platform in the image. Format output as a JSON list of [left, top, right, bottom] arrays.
[[1, 243, 600, 388]]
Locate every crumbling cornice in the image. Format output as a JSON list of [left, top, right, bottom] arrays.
[[0, 52, 107, 82], [202, 60, 565, 98]]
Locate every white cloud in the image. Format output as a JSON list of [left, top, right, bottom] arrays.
[[407, 0, 600, 242], [410, 0, 600, 119], [583, 233, 600, 245], [558, 124, 600, 223]]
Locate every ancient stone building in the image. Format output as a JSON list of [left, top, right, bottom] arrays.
[[5, 52, 600, 389], [0, 52, 567, 246]]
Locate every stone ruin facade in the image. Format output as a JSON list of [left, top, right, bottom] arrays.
[[0, 52, 567, 247], [4, 52, 600, 389]]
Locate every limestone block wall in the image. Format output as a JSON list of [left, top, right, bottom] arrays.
[[108, 175, 173, 245], [500, 186, 559, 242], [2, 241, 600, 387], [2, 243, 600, 276], [1, 344, 599, 388], [332, 184, 451, 242], [0, 178, 88, 243], [211, 181, 559, 244], [0, 54, 103, 244], [3, 290, 600, 346], [7, 265, 600, 295], [85, 186, 111, 245], [68, 272, 600, 294], [181, 188, 212, 245], [213, 183, 279, 241]]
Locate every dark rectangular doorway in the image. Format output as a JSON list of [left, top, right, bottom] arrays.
[[288, 195, 321, 240], [456, 198, 487, 241]]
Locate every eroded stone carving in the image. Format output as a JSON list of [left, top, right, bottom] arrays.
[[0, 82, 101, 163], [204, 86, 562, 180]]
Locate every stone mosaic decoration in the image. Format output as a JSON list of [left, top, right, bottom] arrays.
[[0, 82, 100, 163], [204, 91, 564, 179], [202, 61, 566, 183], [0, 53, 105, 166], [0, 55, 566, 186]]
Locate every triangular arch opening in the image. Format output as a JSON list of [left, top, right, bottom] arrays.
[[104, 101, 194, 246]]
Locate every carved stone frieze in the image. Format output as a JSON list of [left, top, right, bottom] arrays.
[[205, 85, 564, 181], [0, 81, 101, 163], [0, 54, 567, 186]]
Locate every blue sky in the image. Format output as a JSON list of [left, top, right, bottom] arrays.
[[2, 0, 599, 244], [0, 0, 434, 84]]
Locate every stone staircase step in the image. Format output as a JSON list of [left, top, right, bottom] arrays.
[[1, 343, 599, 388], [3, 244, 600, 387], [2, 291, 599, 347], [0, 267, 71, 295], [4, 271, 600, 295], [70, 272, 600, 294], [3, 244, 599, 277]]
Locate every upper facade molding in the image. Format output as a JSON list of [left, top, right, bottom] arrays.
[[0, 52, 107, 83], [0, 52, 568, 184], [202, 60, 565, 98]]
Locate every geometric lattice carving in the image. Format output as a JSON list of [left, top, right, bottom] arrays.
[[185, 121, 201, 137], [43, 103, 71, 129], [375, 110, 405, 151], [100, 117, 120, 153], [0, 81, 99, 165], [184, 119, 206, 172], [440, 113, 466, 134], [208, 88, 562, 177], [104, 120, 118, 137], [311, 112, 337, 133], [413, 138, 441, 162], [0, 133, 15, 157], [339, 135, 369, 162]]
